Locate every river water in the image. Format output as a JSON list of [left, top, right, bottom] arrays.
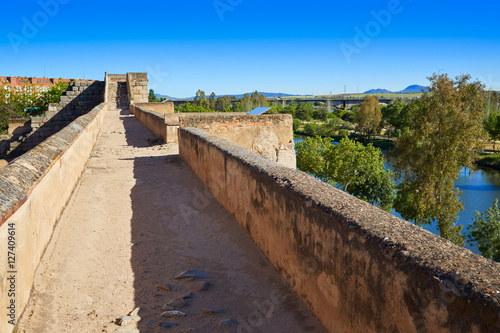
[[294, 137, 500, 254]]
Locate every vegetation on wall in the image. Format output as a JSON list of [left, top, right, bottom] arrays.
[[0, 80, 69, 134]]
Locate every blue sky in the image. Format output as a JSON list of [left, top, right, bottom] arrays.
[[0, 0, 499, 97]]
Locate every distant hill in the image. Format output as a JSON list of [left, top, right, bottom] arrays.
[[363, 88, 392, 94], [364, 85, 429, 94], [398, 85, 429, 93]]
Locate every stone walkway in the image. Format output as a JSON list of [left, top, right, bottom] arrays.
[[16, 109, 327, 333]]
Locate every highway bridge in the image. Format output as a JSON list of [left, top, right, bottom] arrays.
[[171, 98, 399, 110]]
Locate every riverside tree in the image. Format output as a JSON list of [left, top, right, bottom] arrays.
[[354, 95, 382, 137], [483, 110, 500, 151], [390, 74, 486, 246], [296, 136, 395, 211], [468, 199, 500, 262]]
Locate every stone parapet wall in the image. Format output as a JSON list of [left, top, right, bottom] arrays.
[[178, 127, 500, 333], [130, 104, 296, 168], [135, 102, 174, 114], [7, 119, 31, 136], [0, 103, 107, 333], [179, 114, 296, 168], [129, 104, 167, 140], [164, 112, 247, 144]]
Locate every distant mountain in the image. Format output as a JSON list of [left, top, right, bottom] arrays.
[[154, 94, 173, 98], [397, 85, 429, 93], [364, 85, 429, 94], [363, 88, 392, 94]]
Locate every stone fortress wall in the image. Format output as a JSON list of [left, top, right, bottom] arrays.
[[0, 72, 498, 333]]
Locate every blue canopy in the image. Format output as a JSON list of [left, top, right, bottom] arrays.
[[247, 107, 271, 115]]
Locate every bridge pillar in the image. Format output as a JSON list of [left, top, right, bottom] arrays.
[[327, 99, 331, 113]]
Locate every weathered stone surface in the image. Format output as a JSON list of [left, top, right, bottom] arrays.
[[219, 319, 237, 328], [156, 284, 174, 292], [160, 310, 187, 318], [113, 328, 139, 333], [189, 281, 211, 292], [182, 292, 194, 299], [116, 315, 140, 326], [175, 270, 211, 279], [165, 298, 187, 309], [158, 322, 179, 328], [201, 308, 225, 315]]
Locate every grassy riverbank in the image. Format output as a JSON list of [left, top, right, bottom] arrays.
[[475, 153, 500, 171]]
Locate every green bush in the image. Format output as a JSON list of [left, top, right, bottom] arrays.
[[293, 119, 301, 132]]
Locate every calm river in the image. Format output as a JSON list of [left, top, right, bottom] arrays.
[[294, 137, 500, 254]]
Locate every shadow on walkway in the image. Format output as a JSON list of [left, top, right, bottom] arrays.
[[121, 113, 326, 332]]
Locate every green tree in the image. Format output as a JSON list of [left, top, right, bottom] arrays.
[[382, 99, 406, 129], [193, 89, 209, 109], [34, 81, 69, 113], [390, 74, 486, 245], [317, 118, 341, 137], [485, 90, 500, 115], [354, 96, 381, 137], [0, 104, 17, 134], [483, 111, 500, 151], [209, 92, 217, 110], [295, 136, 329, 177], [258, 94, 269, 107], [231, 102, 245, 113], [296, 136, 395, 211], [312, 108, 328, 121], [468, 199, 500, 262], [304, 123, 318, 136], [175, 101, 213, 113], [284, 101, 297, 117], [341, 110, 355, 123], [296, 102, 314, 120], [215, 95, 231, 112], [292, 118, 301, 132], [148, 89, 158, 103]]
